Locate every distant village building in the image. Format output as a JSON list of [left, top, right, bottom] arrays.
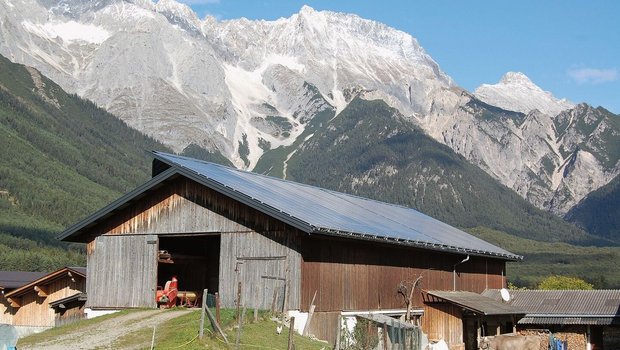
[[58, 151, 523, 349], [2, 267, 86, 335]]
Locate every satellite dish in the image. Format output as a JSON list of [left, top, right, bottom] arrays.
[[500, 288, 511, 302]]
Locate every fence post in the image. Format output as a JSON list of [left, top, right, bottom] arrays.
[[236, 304, 246, 349], [236, 281, 242, 320], [383, 322, 389, 350], [215, 292, 221, 325], [288, 316, 296, 350], [199, 289, 208, 339]]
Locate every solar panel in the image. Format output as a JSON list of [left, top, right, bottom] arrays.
[[155, 152, 520, 260]]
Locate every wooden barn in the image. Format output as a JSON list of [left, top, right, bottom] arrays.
[[2, 267, 86, 334], [58, 152, 522, 349], [483, 289, 620, 350]]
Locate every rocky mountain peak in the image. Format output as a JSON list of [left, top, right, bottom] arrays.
[[499, 71, 536, 86], [474, 71, 574, 116]]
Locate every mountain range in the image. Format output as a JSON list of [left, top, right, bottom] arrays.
[[1, 0, 618, 219], [0, 0, 619, 272]]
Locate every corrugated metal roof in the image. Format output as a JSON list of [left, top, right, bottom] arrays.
[[482, 289, 620, 325], [519, 316, 618, 326], [59, 151, 521, 261], [0, 271, 47, 290], [426, 291, 526, 315]]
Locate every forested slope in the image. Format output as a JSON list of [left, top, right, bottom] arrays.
[[0, 54, 171, 270]]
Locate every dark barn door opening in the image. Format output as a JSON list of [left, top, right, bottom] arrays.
[[157, 234, 220, 299]]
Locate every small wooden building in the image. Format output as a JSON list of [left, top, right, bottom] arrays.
[[3, 267, 86, 333], [483, 289, 620, 350], [0, 271, 46, 325], [59, 152, 521, 349]]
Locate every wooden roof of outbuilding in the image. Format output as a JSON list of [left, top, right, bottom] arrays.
[[58, 152, 521, 261], [0, 271, 47, 290], [482, 289, 620, 325], [4, 267, 86, 298], [426, 291, 526, 316]]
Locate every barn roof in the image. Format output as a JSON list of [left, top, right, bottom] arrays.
[[482, 289, 620, 325], [0, 271, 47, 290], [4, 267, 86, 299], [58, 152, 521, 261], [426, 291, 525, 316]]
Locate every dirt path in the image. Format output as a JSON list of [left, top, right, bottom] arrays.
[[19, 309, 191, 350]]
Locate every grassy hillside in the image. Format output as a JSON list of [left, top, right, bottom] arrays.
[[0, 54, 174, 270], [469, 227, 620, 288], [281, 97, 604, 245], [565, 173, 620, 243]]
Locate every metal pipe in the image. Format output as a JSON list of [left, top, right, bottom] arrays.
[[453, 255, 470, 291]]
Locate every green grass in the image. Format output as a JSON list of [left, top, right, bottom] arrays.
[[19, 308, 331, 350], [17, 310, 135, 347]]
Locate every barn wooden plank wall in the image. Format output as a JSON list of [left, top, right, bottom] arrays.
[[0, 298, 14, 324], [301, 235, 506, 312], [11, 276, 86, 327], [85, 177, 304, 309], [87, 235, 157, 308], [421, 303, 464, 348], [55, 303, 85, 327], [220, 230, 302, 310], [90, 177, 285, 237]]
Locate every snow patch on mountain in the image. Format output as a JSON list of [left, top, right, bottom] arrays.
[[474, 72, 574, 116], [21, 20, 111, 44]]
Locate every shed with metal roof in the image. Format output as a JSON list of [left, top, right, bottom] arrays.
[[58, 152, 520, 348], [483, 289, 620, 349]]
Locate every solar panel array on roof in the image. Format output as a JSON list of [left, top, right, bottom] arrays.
[[153, 152, 521, 260]]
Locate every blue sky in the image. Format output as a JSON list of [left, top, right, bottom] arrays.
[[184, 1, 619, 113]]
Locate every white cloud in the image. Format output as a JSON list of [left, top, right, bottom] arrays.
[[568, 67, 618, 84]]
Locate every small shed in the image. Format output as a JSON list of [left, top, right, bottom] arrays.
[[424, 291, 525, 349], [483, 289, 620, 350], [4, 267, 86, 334], [0, 271, 46, 325], [58, 152, 521, 349]]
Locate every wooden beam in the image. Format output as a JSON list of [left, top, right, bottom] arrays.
[[7, 297, 21, 308], [34, 285, 48, 297]]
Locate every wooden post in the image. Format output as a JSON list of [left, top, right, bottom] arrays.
[[215, 292, 221, 325], [335, 316, 342, 350], [288, 316, 296, 350], [383, 322, 389, 350], [271, 289, 279, 313], [199, 289, 208, 339], [254, 284, 259, 322], [235, 304, 246, 349], [205, 304, 229, 344], [236, 281, 242, 320], [302, 290, 317, 336]]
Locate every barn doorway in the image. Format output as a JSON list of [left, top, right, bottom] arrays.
[[157, 234, 220, 302]]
